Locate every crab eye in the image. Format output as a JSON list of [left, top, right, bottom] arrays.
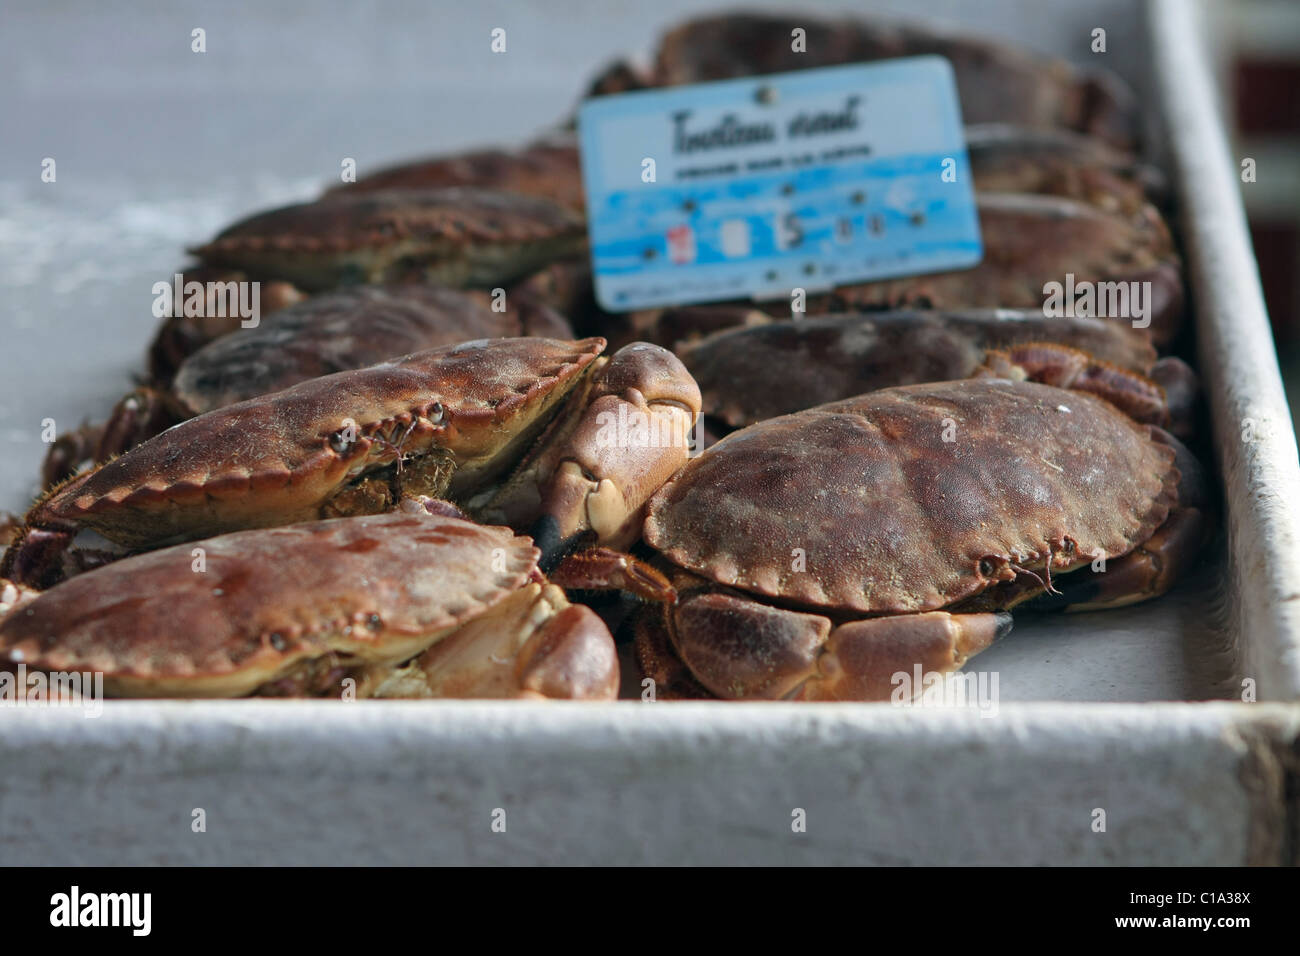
[[428, 402, 445, 426], [978, 558, 996, 577], [329, 431, 353, 454]]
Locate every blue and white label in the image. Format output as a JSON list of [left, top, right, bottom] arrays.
[[578, 57, 983, 311]]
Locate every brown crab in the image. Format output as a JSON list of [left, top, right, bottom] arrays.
[[5, 336, 701, 589], [325, 132, 584, 212], [677, 310, 1198, 439], [189, 187, 586, 293], [556, 344, 1208, 701], [645, 12, 1138, 148], [43, 283, 574, 487], [0, 506, 618, 699]]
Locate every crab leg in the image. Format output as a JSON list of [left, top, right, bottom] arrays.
[[1027, 427, 1210, 612], [93, 387, 191, 464], [977, 342, 1171, 427], [1026, 507, 1208, 612], [547, 546, 677, 603], [40, 423, 105, 489]]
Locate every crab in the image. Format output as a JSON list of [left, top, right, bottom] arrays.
[[644, 12, 1138, 148], [189, 186, 586, 293], [583, 59, 652, 98], [0, 505, 618, 699], [42, 283, 575, 487], [324, 132, 584, 213], [554, 343, 1209, 701], [677, 310, 1198, 439], [4, 336, 701, 589]]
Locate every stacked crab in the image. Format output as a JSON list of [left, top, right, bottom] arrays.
[[0, 11, 1210, 702]]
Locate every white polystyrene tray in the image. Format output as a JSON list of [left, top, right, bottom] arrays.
[[1, 0, 1298, 864]]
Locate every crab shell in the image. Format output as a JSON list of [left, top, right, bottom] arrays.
[[651, 13, 1137, 147], [170, 284, 572, 416], [33, 337, 607, 550], [190, 187, 586, 293], [644, 379, 1179, 616], [326, 133, 584, 212], [825, 194, 1184, 346], [680, 310, 1161, 429], [0, 511, 617, 699]]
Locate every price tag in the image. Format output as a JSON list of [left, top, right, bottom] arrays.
[[578, 57, 983, 311]]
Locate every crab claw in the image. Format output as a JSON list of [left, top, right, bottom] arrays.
[[372, 583, 619, 700], [481, 342, 702, 565], [657, 591, 1010, 702]]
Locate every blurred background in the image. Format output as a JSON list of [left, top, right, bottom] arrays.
[[0, 0, 1297, 518], [1224, 0, 1300, 417]]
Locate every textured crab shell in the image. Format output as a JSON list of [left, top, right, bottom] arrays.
[[327, 134, 584, 212], [651, 13, 1136, 146], [644, 379, 1179, 615], [171, 284, 531, 415], [190, 187, 587, 292], [0, 512, 538, 697], [38, 337, 605, 548], [682, 310, 1159, 428]]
